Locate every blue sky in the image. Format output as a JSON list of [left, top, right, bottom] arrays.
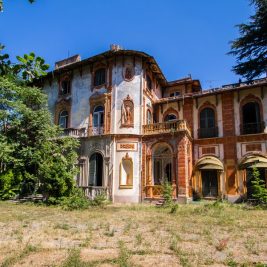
[[1, 0, 253, 89]]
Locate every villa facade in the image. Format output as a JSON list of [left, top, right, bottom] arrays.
[[42, 46, 267, 203]]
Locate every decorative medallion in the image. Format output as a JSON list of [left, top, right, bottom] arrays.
[[123, 65, 135, 82]]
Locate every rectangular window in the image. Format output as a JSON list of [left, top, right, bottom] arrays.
[[94, 68, 106, 87]]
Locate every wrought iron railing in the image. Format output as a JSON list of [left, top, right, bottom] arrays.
[[198, 127, 218, 139], [143, 120, 190, 135], [240, 122, 265, 135]]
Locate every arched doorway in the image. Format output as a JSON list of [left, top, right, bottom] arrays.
[[195, 156, 224, 198], [89, 153, 103, 186], [152, 144, 173, 185]]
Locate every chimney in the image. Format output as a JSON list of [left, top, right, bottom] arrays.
[[55, 54, 81, 70], [110, 44, 123, 52]]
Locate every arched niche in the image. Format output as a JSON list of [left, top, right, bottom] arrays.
[[119, 153, 133, 189]]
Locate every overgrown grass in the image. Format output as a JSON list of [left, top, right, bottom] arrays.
[[0, 201, 266, 266]]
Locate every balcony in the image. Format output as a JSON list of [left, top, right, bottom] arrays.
[[240, 122, 265, 135], [62, 127, 86, 137], [143, 120, 191, 135], [198, 127, 218, 139], [88, 125, 104, 136]]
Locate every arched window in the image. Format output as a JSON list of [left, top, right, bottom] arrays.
[[147, 75, 152, 91], [94, 68, 106, 87], [60, 78, 71, 95], [199, 108, 217, 138], [58, 110, 68, 128], [164, 114, 177, 122], [147, 110, 152, 124], [93, 106, 104, 127], [242, 102, 261, 134]]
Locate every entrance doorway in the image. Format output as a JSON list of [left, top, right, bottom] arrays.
[[201, 170, 218, 197], [89, 153, 103, 186], [153, 144, 172, 185]]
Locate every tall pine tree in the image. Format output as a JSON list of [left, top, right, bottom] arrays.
[[229, 0, 267, 80]]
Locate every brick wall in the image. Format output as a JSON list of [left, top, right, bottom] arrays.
[[183, 98, 194, 133], [221, 92, 237, 194]]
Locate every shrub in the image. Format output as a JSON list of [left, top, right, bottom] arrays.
[[0, 170, 22, 200], [90, 193, 109, 208], [162, 181, 173, 207], [251, 167, 267, 205], [56, 187, 89, 210], [170, 203, 179, 214]]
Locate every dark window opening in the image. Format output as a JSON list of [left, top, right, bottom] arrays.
[[94, 68, 106, 87], [60, 79, 71, 95], [242, 102, 262, 134], [147, 75, 152, 91], [201, 170, 218, 197], [164, 114, 177, 122], [170, 91, 180, 97], [165, 163, 172, 183], [199, 108, 218, 138], [89, 153, 103, 186]]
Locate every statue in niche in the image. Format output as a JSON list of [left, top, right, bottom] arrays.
[[121, 95, 134, 127]]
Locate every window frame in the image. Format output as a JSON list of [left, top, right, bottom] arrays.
[[59, 75, 72, 96], [93, 105, 104, 127], [93, 68, 106, 87], [58, 110, 69, 129]]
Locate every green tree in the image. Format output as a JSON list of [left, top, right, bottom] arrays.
[[0, 44, 12, 76], [0, 76, 79, 199], [251, 167, 267, 204], [229, 0, 267, 80], [14, 52, 49, 82]]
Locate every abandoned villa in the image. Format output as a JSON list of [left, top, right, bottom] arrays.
[[42, 45, 267, 203]]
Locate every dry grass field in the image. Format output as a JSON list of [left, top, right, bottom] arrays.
[[0, 201, 266, 267]]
